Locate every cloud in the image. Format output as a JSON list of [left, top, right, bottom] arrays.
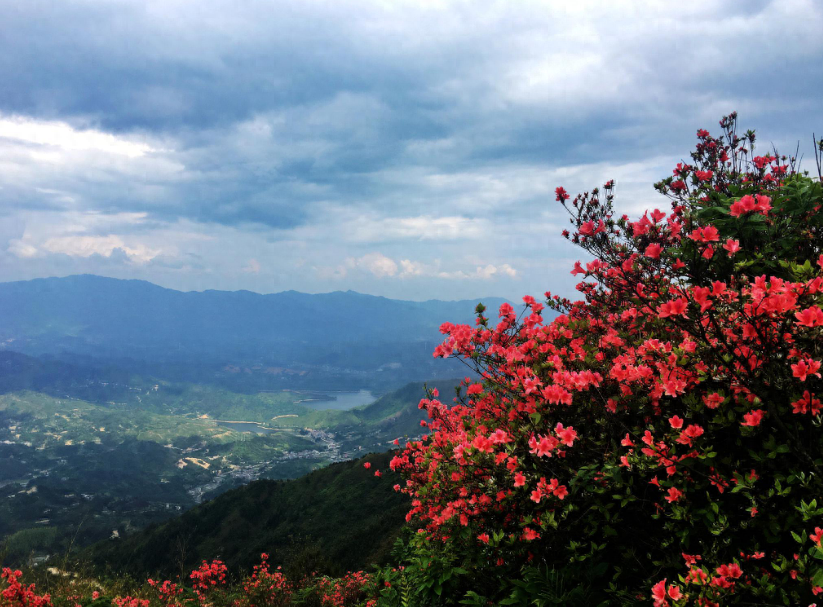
[[438, 264, 518, 281], [323, 253, 517, 282], [0, 115, 155, 157], [0, 0, 821, 300], [242, 258, 261, 274], [351, 252, 399, 278], [39, 235, 160, 264], [345, 216, 487, 243]]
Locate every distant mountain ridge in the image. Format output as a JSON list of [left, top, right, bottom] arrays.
[[0, 275, 516, 388]]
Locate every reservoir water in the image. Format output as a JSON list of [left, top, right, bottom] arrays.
[[296, 389, 376, 411], [214, 390, 377, 434]]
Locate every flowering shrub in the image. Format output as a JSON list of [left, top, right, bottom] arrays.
[[190, 560, 227, 606], [390, 114, 823, 605], [236, 554, 291, 607], [1, 568, 51, 607], [305, 571, 376, 607], [111, 598, 149, 607], [1, 559, 377, 607], [145, 579, 182, 607]]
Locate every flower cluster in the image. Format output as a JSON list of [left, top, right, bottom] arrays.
[[189, 560, 228, 605], [1, 569, 51, 607], [111, 598, 149, 607], [237, 554, 291, 607], [310, 572, 375, 607], [146, 579, 182, 607]]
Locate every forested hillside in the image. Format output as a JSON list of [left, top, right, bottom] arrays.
[[82, 452, 406, 578]]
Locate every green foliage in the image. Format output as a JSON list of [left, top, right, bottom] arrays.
[[81, 452, 408, 578]]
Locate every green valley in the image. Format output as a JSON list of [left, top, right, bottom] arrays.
[[0, 352, 457, 566]]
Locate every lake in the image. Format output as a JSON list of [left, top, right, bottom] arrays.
[[296, 389, 376, 411]]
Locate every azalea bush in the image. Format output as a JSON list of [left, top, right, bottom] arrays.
[[389, 113, 823, 605], [0, 560, 377, 607]]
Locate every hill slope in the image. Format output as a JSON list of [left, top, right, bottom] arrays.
[[83, 451, 407, 578]]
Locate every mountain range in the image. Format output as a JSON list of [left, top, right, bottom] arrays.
[[0, 275, 512, 390]]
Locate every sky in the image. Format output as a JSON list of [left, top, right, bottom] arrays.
[[1, 0, 821, 301]]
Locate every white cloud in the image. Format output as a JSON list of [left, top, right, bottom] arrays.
[[242, 258, 261, 274], [7, 240, 38, 259], [332, 253, 517, 282], [40, 235, 160, 264], [0, 115, 155, 158], [352, 252, 399, 278], [398, 259, 426, 277], [438, 264, 517, 281], [345, 215, 487, 243]]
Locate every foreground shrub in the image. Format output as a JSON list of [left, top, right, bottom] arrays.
[[0, 560, 377, 607], [390, 113, 823, 605]]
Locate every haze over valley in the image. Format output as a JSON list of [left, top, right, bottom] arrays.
[[0, 274, 504, 564]]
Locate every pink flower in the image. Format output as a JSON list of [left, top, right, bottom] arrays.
[[554, 423, 578, 447], [651, 580, 668, 606], [529, 434, 559, 457], [723, 239, 740, 255]]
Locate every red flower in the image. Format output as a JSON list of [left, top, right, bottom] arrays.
[[795, 306, 823, 328], [741, 410, 764, 427], [467, 383, 484, 395], [792, 359, 822, 381], [645, 243, 664, 259], [792, 391, 822, 415], [651, 579, 668, 606], [722, 239, 740, 255]]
